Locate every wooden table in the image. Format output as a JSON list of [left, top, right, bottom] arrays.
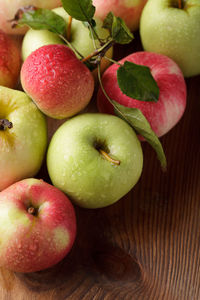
[[0, 33, 200, 300]]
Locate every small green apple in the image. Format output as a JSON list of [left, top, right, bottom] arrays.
[[47, 113, 143, 209], [0, 86, 47, 191], [22, 7, 113, 75], [140, 0, 200, 77]]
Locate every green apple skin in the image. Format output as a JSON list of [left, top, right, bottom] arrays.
[[140, 0, 200, 77], [0, 86, 47, 191], [47, 113, 143, 209], [22, 29, 64, 61], [22, 7, 113, 75]]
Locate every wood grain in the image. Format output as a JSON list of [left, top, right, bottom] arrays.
[[0, 33, 200, 300]]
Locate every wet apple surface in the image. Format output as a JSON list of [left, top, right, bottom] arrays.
[[0, 29, 200, 300]]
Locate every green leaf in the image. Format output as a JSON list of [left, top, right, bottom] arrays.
[[113, 101, 167, 170], [103, 12, 133, 44], [61, 0, 95, 21], [82, 20, 97, 39], [17, 8, 66, 35], [117, 61, 160, 102]]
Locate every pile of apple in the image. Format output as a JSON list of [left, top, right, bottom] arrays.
[[0, 0, 199, 273]]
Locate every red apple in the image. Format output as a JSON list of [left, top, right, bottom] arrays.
[[93, 0, 147, 32], [21, 44, 95, 119], [0, 178, 76, 273], [97, 51, 187, 137], [0, 0, 62, 35], [0, 30, 21, 88]]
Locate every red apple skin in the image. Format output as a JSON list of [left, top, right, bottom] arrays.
[[21, 45, 95, 119], [93, 0, 147, 32], [0, 30, 21, 88], [97, 51, 187, 137], [0, 178, 76, 273]]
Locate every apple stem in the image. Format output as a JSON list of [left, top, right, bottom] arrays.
[[0, 119, 13, 130], [178, 0, 182, 8], [28, 206, 36, 215], [81, 40, 114, 63], [58, 34, 84, 59], [99, 149, 120, 165], [67, 16, 72, 41], [81, 50, 99, 63]]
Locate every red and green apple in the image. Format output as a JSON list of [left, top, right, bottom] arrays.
[[21, 7, 113, 76], [0, 178, 76, 273], [21, 44, 95, 119], [97, 51, 187, 137], [0, 0, 62, 35], [93, 0, 148, 32]]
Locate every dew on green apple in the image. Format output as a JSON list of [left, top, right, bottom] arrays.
[[47, 113, 143, 209]]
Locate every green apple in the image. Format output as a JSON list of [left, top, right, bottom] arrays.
[[22, 7, 113, 75], [0, 86, 47, 191], [47, 113, 143, 209], [140, 0, 200, 77], [21, 29, 64, 60]]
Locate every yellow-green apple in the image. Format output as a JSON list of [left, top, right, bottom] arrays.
[[0, 86, 47, 191], [93, 0, 148, 31], [97, 51, 187, 137], [0, 0, 62, 35], [47, 113, 143, 209], [0, 178, 76, 273], [21, 7, 113, 76], [0, 30, 21, 88], [21, 44, 95, 119], [22, 29, 64, 61], [140, 0, 200, 77]]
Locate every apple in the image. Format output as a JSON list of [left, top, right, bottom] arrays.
[[97, 51, 187, 138], [93, 0, 148, 32], [0, 0, 62, 35], [0, 86, 47, 191], [47, 113, 143, 209], [22, 28, 64, 61], [21, 44, 95, 119], [140, 0, 200, 77], [0, 30, 21, 88], [21, 7, 113, 76], [0, 178, 76, 273]]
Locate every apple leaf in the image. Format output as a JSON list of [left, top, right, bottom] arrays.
[[103, 12, 133, 44], [113, 101, 167, 170], [61, 0, 95, 22], [117, 61, 159, 102], [15, 8, 66, 35]]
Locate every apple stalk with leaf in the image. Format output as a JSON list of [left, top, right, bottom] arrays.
[[12, 0, 171, 171]]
